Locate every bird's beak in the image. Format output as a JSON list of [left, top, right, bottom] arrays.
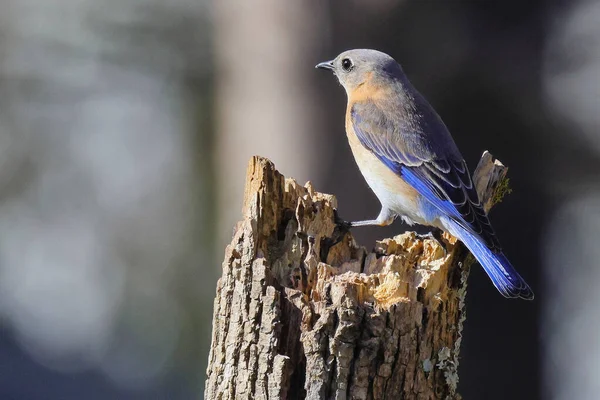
[[315, 60, 334, 71]]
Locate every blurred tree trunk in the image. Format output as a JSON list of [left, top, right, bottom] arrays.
[[205, 153, 507, 400], [213, 0, 330, 258], [0, 0, 214, 392]]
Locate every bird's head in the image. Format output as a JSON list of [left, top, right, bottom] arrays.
[[316, 49, 404, 95]]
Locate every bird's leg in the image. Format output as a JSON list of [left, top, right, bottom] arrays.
[[417, 228, 447, 254], [328, 207, 395, 250], [349, 207, 396, 227]]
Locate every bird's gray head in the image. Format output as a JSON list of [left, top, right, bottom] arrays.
[[316, 49, 404, 94]]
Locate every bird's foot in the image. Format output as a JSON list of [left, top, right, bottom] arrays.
[[332, 209, 352, 244], [332, 209, 354, 245], [417, 228, 447, 256], [333, 209, 353, 232], [319, 209, 353, 261]]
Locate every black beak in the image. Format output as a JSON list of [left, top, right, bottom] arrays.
[[315, 60, 334, 71]]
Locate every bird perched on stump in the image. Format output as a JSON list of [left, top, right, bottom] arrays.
[[316, 49, 533, 300]]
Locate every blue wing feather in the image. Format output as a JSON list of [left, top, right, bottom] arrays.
[[350, 102, 501, 252], [345, 83, 532, 299], [400, 167, 463, 221]]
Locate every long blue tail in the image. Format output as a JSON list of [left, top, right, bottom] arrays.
[[445, 220, 534, 300]]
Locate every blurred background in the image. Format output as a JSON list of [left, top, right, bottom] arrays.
[[0, 0, 598, 398]]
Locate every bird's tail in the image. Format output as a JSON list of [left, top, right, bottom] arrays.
[[444, 220, 534, 300]]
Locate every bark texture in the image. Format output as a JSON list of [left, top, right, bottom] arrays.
[[205, 152, 508, 400]]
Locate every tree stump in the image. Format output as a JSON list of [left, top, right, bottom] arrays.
[[205, 152, 509, 400]]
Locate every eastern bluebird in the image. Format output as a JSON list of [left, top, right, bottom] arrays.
[[316, 49, 533, 300]]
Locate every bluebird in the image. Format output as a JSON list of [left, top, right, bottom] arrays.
[[316, 49, 533, 300]]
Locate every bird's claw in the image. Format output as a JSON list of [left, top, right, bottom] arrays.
[[333, 209, 352, 232], [328, 209, 352, 248], [319, 209, 352, 261]]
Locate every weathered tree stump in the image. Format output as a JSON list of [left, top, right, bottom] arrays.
[[205, 152, 508, 400]]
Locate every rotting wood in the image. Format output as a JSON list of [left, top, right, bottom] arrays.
[[205, 152, 509, 400]]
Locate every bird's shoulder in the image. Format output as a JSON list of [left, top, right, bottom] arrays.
[[348, 95, 435, 167], [349, 87, 462, 164]]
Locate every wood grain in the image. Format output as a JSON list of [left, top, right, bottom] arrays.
[[205, 152, 508, 400]]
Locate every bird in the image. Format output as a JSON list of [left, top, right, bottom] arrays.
[[316, 49, 533, 300]]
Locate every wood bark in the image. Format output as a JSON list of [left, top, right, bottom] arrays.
[[205, 152, 509, 400]]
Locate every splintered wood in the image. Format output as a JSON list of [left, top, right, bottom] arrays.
[[205, 154, 507, 400]]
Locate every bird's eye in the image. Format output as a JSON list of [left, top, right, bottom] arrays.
[[341, 58, 353, 72]]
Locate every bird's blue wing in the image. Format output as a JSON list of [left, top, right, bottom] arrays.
[[351, 101, 501, 252]]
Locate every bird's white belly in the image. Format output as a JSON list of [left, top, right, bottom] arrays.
[[357, 160, 427, 225], [348, 132, 430, 226]]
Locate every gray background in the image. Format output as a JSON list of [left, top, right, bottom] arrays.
[[0, 0, 599, 399]]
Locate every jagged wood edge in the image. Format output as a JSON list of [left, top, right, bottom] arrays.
[[205, 151, 510, 400]]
